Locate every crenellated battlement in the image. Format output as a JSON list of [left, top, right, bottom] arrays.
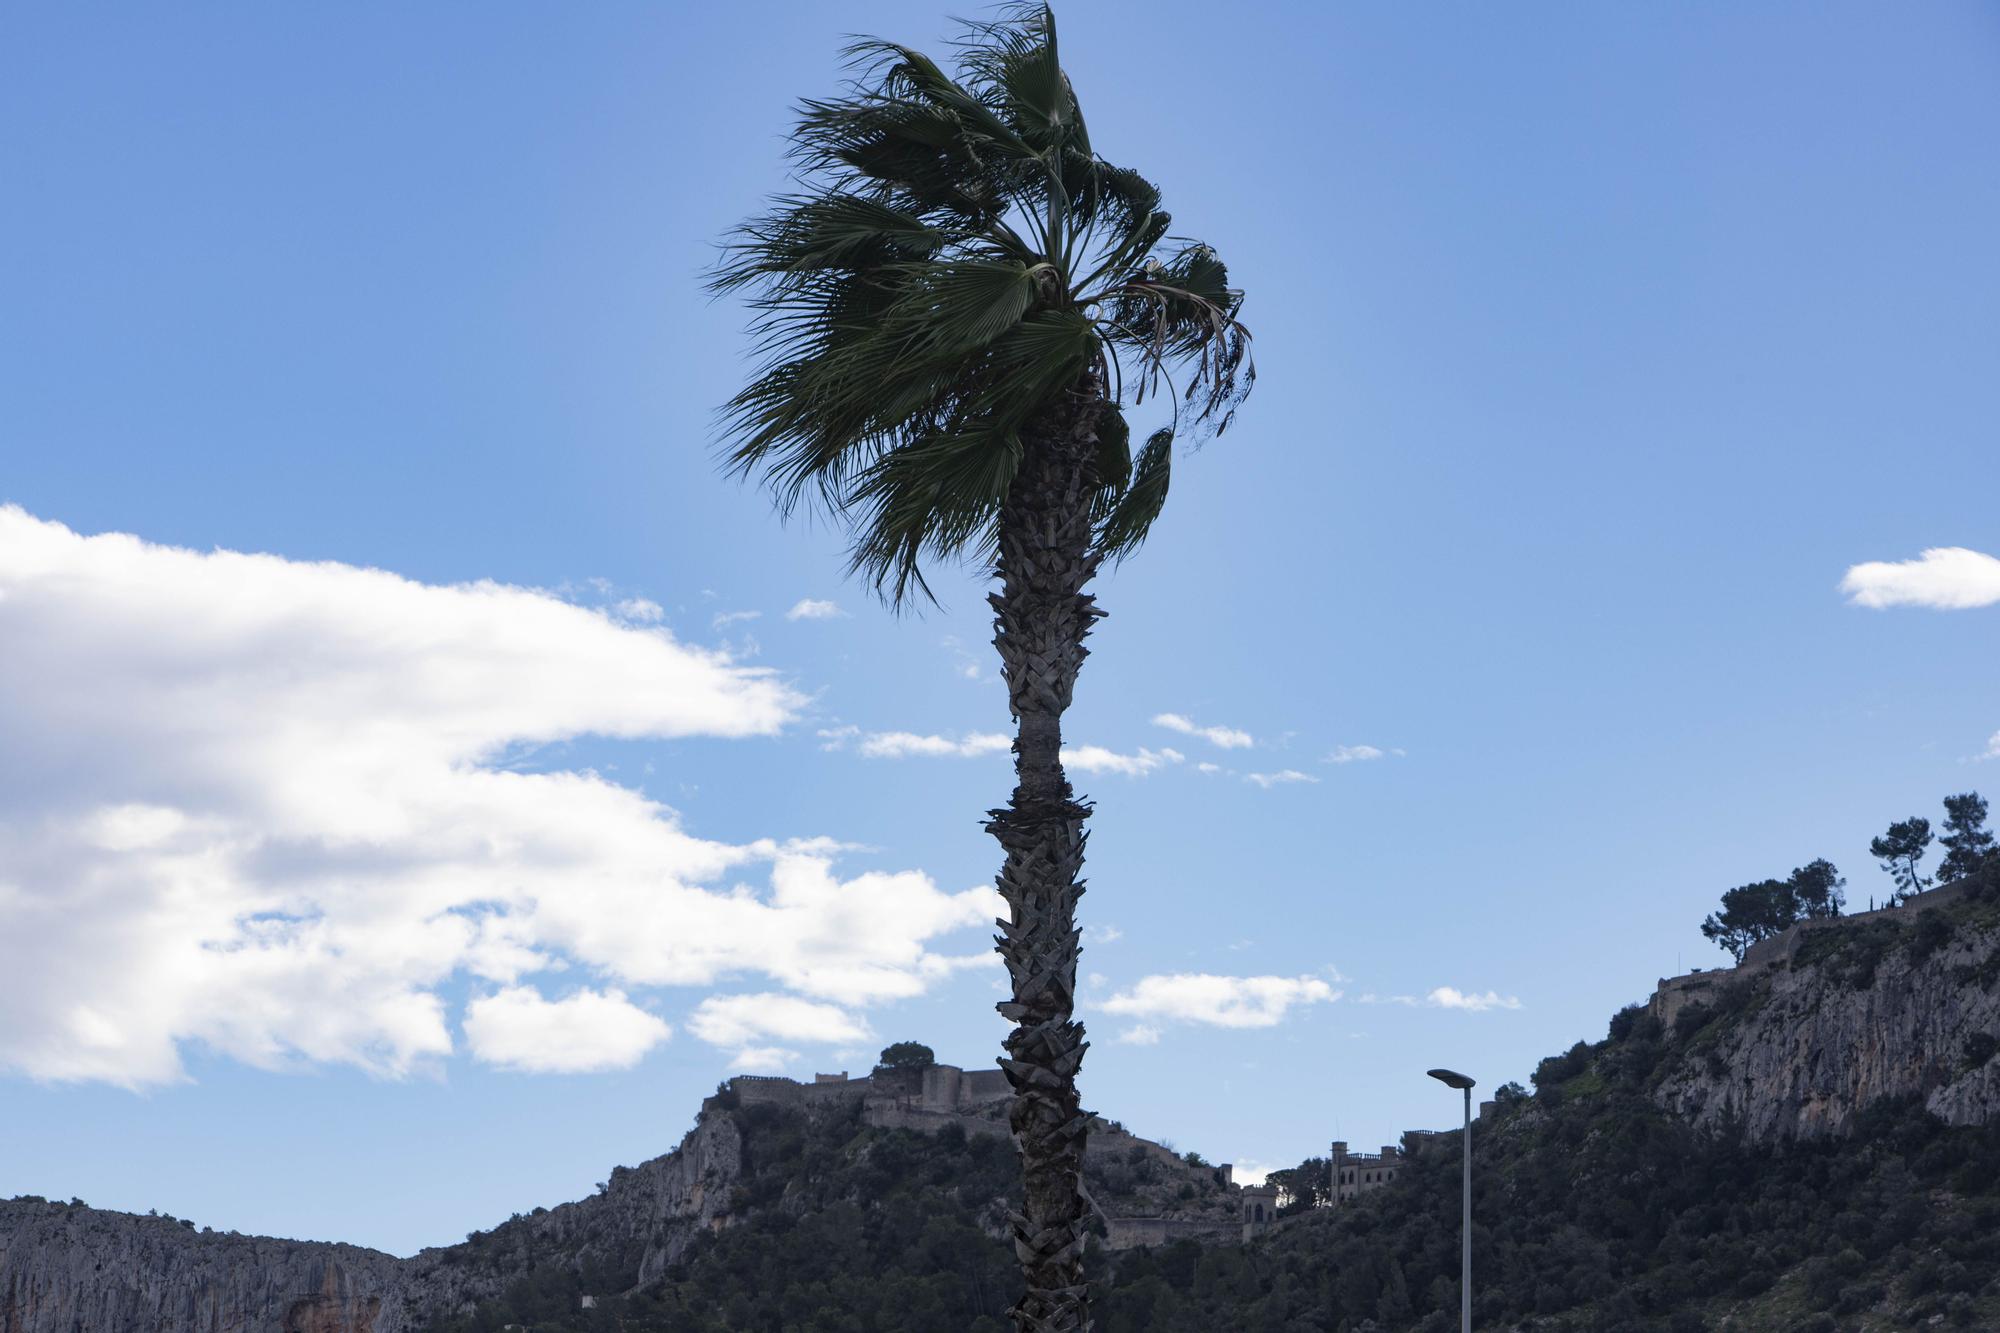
[[724, 1062, 1012, 1116]]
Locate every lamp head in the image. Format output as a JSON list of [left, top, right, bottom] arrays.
[[1427, 1068, 1476, 1091]]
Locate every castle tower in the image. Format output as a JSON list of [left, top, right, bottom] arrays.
[[1240, 1184, 1280, 1242]]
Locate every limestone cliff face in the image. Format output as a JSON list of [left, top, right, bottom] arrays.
[[1650, 883, 2000, 1142], [0, 1105, 747, 1333], [415, 1098, 745, 1302], [0, 1204, 408, 1333], [0, 1067, 1240, 1332]]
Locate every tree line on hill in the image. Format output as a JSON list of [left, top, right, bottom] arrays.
[[438, 861, 2000, 1330], [1698, 790, 1993, 964]]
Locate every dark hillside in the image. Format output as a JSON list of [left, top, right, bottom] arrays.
[[9, 869, 1995, 1332], [447, 864, 2000, 1333]]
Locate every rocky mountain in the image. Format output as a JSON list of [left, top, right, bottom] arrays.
[[1650, 877, 2000, 1141], [0, 1206, 407, 1333], [1, 1093, 746, 1333], [6, 862, 1998, 1332], [2, 1064, 1234, 1333]]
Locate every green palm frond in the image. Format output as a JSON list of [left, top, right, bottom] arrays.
[[716, 3, 1253, 604], [1094, 428, 1173, 561]]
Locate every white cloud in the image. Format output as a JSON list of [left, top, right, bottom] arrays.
[[1152, 713, 1254, 750], [1230, 1159, 1278, 1188], [0, 508, 996, 1086], [463, 987, 671, 1073], [712, 609, 762, 629], [1087, 925, 1123, 944], [613, 598, 664, 624], [687, 993, 871, 1048], [786, 598, 846, 621], [1062, 745, 1181, 777], [1358, 993, 1419, 1007], [1427, 987, 1522, 1012], [1326, 745, 1386, 764], [1101, 973, 1341, 1030], [859, 731, 1012, 760], [1841, 547, 2000, 610], [1116, 1024, 1162, 1046], [728, 1046, 800, 1073], [831, 732, 1183, 775], [1245, 770, 1318, 788], [1982, 731, 2000, 762], [1197, 762, 1222, 776]]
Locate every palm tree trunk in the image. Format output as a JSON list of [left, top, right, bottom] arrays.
[[988, 375, 1106, 1333]]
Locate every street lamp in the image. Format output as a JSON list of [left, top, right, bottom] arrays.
[[1427, 1067, 1476, 1333]]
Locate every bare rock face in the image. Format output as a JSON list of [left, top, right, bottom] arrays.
[[0, 1065, 1248, 1332], [0, 1203, 408, 1333], [1652, 889, 2000, 1142], [412, 1098, 746, 1303], [0, 1104, 749, 1333]]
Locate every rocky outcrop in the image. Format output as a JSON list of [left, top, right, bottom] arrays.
[[1651, 877, 2000, 1142], [0, 1204, 407, 1333], [0, 1065, 1241, 1332], [0, 1102, 749, 1333], [414, 1097, 744, 1302]]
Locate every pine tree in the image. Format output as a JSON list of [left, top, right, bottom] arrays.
[[1937, 792, 1995, 883], [1869, 817, 1933, 903]]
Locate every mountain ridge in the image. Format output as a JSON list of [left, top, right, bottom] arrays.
[[6, 861, 1998, 1332]]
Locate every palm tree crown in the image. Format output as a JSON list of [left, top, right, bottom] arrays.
[[716, 10, 1254, 1327], [714, 3, 1252, 602]]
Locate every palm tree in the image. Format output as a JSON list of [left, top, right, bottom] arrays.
[[713, 8, 1251, 1327]]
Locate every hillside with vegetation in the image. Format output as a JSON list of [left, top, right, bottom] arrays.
[[434, 861, 2000, 1333], [6, 845, 1996, 1333]]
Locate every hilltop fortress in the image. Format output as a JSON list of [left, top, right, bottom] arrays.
[[718, 1061, 1466, 1246]]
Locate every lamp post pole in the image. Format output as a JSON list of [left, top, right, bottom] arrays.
[[1427, 1068, 1476, 1333]]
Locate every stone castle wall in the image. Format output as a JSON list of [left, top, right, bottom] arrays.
[[729, 1064, 1011, 1119], [724, 1065, 1252, 1251]]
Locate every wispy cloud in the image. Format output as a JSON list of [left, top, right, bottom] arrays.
[[1427, 987, 1522, 1012], [1229, 1159, 1280, 1188], [1152, 712, 1255, 749], [1063, 745, 1183, 777], [728, 1046, 799, 1073], [858, 731, 1012, 759], [688, 993, 872, 1048], [613, 598, 665, 624], [1102, 972, 1342, 1030], [786, 598, 846, 621], [1840, 547, 2000, 610], [1245, 769, 1318, 788], [1326, 745, 1386, 764], [940, 634, 986, 682], [712, 609, 762, 629]]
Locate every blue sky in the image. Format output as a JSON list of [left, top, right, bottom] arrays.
[[4, 2, 1997, 1256]]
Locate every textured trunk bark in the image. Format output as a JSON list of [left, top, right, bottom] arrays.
[[988, 374, 1106, 1333]]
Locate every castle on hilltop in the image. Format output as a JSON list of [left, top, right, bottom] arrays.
[[730, 1062, 1011, 1118], [720, 1062, 1488, 1245]]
